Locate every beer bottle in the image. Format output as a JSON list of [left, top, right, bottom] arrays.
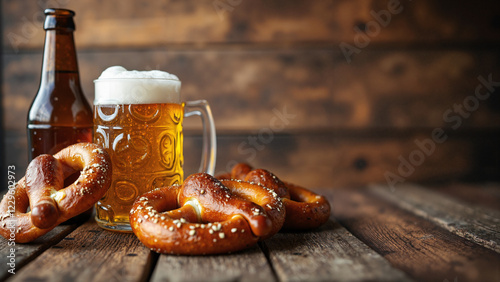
[[27, 8, 92, 160]]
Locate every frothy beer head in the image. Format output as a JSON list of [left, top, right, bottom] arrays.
[[94, 66, 181, 105]]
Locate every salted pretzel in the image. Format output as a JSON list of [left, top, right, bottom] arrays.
[[0, 143, 112, 243], [130, 173, 285, 255], [218, 163, 331, 230]]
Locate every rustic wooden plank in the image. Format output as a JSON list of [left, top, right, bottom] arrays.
[[431, 183, 500, 211], [3, 129, 484, 191], [4, 49, 500, 132], [9, 219, 154, 282], [212, 133, 475, 188], [3, 0, 500, 50], [150, 245, 275, 282], [0, 0, 5, 196], [331, 188, 500, 281], [263, 219, 412, 282], [0, 223, 78, 280], [370, 183, 500, 253]]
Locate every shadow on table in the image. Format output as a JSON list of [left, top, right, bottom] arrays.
[[259, 219, 339, 253]]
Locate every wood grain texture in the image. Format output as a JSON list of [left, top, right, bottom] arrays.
[[370, 183, 500, 253], [3, 49, 500, 132], [330, 188, 500, 282], [9, 219, 154, 282], [0, 224, 78, 281], [211, 132, 474, 188], [2, 0, 500, 191], [2, 129, 482, 192], [150, 245, 275, 282], [262, 219, 411, 282], [0, 0, 4, 197], [3, 0, 500, 50], [430, 183, 500, 211]]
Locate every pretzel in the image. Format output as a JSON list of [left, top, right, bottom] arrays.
[[0, 143, 112, 243], [218, 163, 331, 230], [130, 173, 285, 255]]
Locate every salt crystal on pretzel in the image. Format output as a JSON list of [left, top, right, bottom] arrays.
[[0, 143, 112, 243], [130, 173, 285, 255]]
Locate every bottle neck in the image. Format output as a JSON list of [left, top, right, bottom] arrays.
[[39, 29, 80, 86]]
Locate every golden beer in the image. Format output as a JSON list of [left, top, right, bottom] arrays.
[[94, 103, 184, 229], [93, 66, 216, 232]]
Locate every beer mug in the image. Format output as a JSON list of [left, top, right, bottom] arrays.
[[93, 66, 216, 232]]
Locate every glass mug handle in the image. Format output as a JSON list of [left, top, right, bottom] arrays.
[[184, 100, 217, 175]]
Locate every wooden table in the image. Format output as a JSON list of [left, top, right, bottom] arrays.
[[1, 183, 499, 282]]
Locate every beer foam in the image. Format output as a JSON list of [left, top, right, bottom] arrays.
[[94, 66, 181, 105]]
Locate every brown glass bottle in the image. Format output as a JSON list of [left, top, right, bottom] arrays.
[[27, 9, 93, 224], [28, 8, 92, 160]]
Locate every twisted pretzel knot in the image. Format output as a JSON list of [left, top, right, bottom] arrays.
[[130, 173, 285, 255], [0, 143, 112, 243], [219, 163, 331, 230]]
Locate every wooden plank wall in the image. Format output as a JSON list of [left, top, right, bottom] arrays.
[[1, 0, 500, 190], [0, 0, 4, 189]]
